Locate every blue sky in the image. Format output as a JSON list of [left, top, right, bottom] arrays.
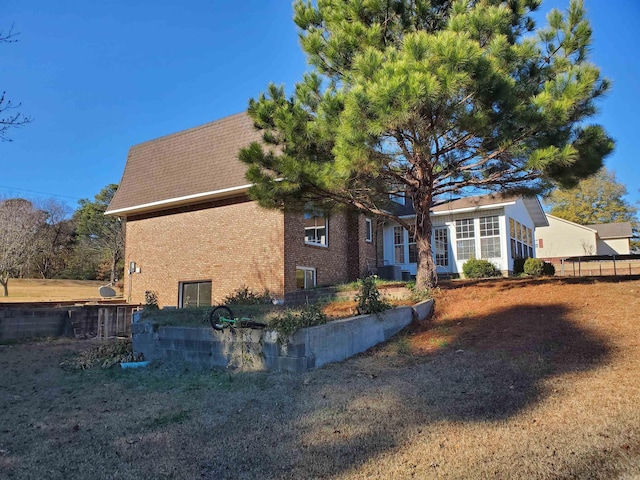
[[2, 0, 639, 213]]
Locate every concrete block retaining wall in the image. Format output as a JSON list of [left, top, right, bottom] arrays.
[[132, 299, 433, 372], [0, 305, 135, 341]]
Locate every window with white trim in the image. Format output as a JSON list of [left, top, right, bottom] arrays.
[[434, 227, 449, 267], [304, 213, 328, 246], [296, 267, 316, 290], [456, 219, 476, 260], [393, 226, 405, 263], [407, 227, 418, 264], [480, 215, 501, 258], [365, 218, 373, 242], [179, 281, 212, 308], [509, 217, 533, 259]]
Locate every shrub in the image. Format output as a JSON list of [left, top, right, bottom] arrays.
[[223, 286, 273, 305], [268, 304, 328, 342], [407, 280, 437, 302], [462, 258, 502, 279], [513, 258, 526, 275], [144, 290, 159, 310], [542, 261, 556, 276], [524, 258, 544, 276], [354, 275, 391, 314]]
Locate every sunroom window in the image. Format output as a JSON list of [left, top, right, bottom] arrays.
[[480, 215, 501, 258], [456, 219, 476, 260]]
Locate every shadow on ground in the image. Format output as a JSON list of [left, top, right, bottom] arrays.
[[0, 289, 617, 479], [193, 301, 611, 479]]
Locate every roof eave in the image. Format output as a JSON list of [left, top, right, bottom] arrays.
[[522, 196, 549, 227], [105, 184, 252, 217], [431, 200, 516, 216]]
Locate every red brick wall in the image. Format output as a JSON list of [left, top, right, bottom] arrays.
[[123, 197, 285, 307], [283, 211, 378, 291], [358, 215, 380, 276]]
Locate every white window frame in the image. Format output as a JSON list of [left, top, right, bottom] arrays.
[[365, 218, 373, 243], [407, 227, 417, 264], [456, 218, 476, 261], [479, 215, 501, 258], [509, 217, 533, 259], [434, 227, 449, 267], [393, 226, 405, 264], [296, 266, 316, 290], [304, 213, 328, 247]]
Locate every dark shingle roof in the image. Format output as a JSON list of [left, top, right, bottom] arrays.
[[106, 112, 260, 215], [586, 222, 633, 239]]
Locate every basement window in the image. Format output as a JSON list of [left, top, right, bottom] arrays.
[[296, 267, 316, 289]]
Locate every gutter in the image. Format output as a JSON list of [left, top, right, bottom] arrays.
[[105, 184, 252, 217]]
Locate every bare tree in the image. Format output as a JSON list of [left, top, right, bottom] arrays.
[[0, 25, 31, 142], [0, 198, 42, 296], [31, 199, 74, 279]]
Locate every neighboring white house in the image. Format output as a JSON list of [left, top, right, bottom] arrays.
[[381, 194, 548, 277], [535, 214, 632, 259]]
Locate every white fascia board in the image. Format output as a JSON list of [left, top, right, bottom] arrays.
[[394, 201, 515, 220], [105, 184, 252, 216], [430, 201, 515, 216]]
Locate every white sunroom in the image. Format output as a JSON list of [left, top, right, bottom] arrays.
[[381, 194, 549, 278]]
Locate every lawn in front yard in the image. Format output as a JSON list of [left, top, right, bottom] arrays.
[[0, 278, 115, 302], [0, 276, 639, 479]]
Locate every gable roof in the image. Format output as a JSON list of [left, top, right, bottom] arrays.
[[106, 112, 260, 216], [543, 214, 598, 233], [430, 193, 548, 227], [586, 221, 633, 239]]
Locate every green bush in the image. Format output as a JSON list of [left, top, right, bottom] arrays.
[[462, 258, 502, 279], [268, 304, 328, 342], [223, 286, 273, 305], [513, 258, 526, 275], [144, 290, 159, 311], [354, 275, 391, 314], [523, 258, 545, 276], [542, 261, 556, 276]]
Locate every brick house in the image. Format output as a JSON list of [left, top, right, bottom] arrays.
[[105, 112, 377, 308]]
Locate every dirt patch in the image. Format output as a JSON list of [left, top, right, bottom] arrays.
[[0, 277, 639, 479]]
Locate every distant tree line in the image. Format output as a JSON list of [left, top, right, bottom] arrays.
[[0, 184, 124, 296]]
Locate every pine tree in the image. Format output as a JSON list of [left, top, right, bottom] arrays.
[[240, 0, 614, 291]]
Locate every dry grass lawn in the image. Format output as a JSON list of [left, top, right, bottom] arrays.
[[1, 276, 639, 479], [0, 278, 117, 302]]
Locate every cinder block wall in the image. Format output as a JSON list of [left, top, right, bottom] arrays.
[[0, 308, 67, 340], [124, 197, 286, 307]]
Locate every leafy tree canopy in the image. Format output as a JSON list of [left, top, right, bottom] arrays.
[[546, 168, 637, 225], [240, 0, 614, 289], [74, 184, 125, 282]]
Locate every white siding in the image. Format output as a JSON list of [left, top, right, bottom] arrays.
[[535, 215, 597, 258], [598, 238, 630, 255], [503, 199, 538, 271]]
